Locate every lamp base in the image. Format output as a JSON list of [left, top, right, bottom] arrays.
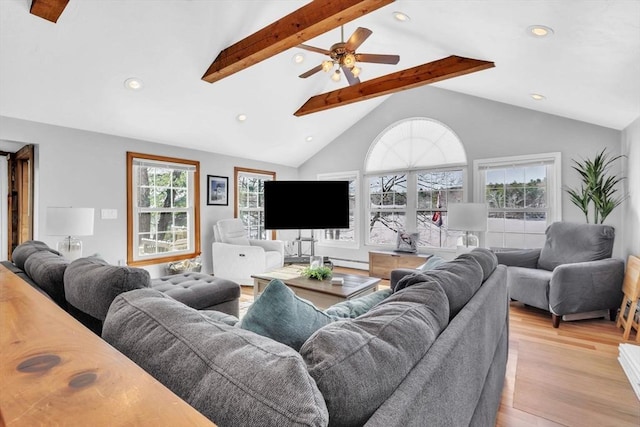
[[57, 236, 83, 261]]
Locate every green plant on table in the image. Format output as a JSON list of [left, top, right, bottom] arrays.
[[301, 266, 332, 280]]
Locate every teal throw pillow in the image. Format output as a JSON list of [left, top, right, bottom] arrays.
[[419, 255, 446, 271], [324, 288, 392, 319], [239, 279, 335, 351]]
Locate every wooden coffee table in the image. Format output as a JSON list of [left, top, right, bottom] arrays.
[[251, 265, 381, 309]]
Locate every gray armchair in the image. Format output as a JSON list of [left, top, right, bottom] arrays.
[[495, 222, 624, 327]]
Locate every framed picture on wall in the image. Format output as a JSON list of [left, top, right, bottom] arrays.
[[207, 175, 228, 206]]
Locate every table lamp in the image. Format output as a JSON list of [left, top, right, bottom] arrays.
[[46, 207, 94, 260], [447, 203, 488, 250]]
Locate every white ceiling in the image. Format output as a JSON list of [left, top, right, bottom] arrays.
[[1, 1, 639, 167]]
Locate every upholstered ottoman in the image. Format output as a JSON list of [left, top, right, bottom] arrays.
[[151, 272, 240, 317]]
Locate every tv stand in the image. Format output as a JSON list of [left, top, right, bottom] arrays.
[[294, 229, 317, 257]]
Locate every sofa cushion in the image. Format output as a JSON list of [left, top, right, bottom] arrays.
[[300, 280, 449, 427], [396, 256, 484, 318], [507, 266, 552, 310], [323, 288, 392, 319], [12, 240, 60, 271], [458, 248, 498, 281], [239, 279, 335, 351], [103, 288, 328, 427], [538, 222, 615, 271], [23, 251, 69, 307], [64, 256, 151, 321]]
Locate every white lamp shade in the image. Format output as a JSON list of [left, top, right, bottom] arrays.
[[46, 207, 95, 236], [447, 203, 488, 232]]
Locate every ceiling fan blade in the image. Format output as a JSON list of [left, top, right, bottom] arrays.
[[341, 65, 361, 86], [344, 27, 372, 51], [298, 44, 332, 56], [299, 64, 324, 78], [356, 53, 400, 64]]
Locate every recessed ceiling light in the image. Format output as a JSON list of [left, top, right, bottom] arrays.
[[393, 11, 410, 22], [306, 136, 313, 142], [527, 25, 554, 38], [530, 93, 546, 101], [236, 113, 247, 122], [293, 53, 305, 64], [124, 77, 143, 90]]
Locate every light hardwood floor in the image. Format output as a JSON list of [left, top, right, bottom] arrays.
[[241, 266, 640, 426]]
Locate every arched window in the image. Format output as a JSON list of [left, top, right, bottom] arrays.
[[364, 118, 467, 248]]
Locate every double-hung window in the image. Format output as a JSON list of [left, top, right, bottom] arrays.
[[127, 152, 200, 266], [234, 167, 275, 240], [318, 171, 359, 248], [474, 152, 561, 249]]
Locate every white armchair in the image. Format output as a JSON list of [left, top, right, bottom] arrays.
[[212, 218, 284, 286]]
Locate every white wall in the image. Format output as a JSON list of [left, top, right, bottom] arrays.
[[299, 86, 625, 262], [622, 117, 640, 258], [0, 116, 298, 277]]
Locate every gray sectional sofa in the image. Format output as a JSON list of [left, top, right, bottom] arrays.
[[2, 241, 241, 334], [102, 248, 509, 427]]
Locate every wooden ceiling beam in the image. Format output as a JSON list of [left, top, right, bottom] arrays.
[[30, 0, 69, 23], [201, 0, 395, 84], [294, 56, 495, 116]]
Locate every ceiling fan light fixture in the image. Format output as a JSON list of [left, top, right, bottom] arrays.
[[527, 25, 554, 38], [351, 66, 361, 77], [331, 69, 341, 82], [322, 60, 334, 72], [343, 53, 357, 68]]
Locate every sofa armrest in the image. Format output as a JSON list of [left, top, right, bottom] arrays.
[[250, 239, 284, 255], [494, 249, 541, 269], [389, 268, 420, 291], [549, 258, 625, 315]]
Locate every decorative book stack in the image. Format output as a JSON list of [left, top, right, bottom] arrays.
[[618, 343, 640, 400]]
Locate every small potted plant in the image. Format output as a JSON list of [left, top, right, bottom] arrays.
[[301, 265, 332, 280]]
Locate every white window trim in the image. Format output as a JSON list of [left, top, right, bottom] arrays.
[[473, 152, 562, 247], [317, 171, 360, 249]]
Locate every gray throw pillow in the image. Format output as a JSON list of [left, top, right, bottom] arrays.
[[300, 281, 449, 427], [103, 288, 328, 427], [239, 279, 335, 351]]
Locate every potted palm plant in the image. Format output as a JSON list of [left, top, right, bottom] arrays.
[[566, 149, 626, 224]]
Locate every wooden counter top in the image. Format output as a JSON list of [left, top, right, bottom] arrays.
[[0, 264, 215, 426]]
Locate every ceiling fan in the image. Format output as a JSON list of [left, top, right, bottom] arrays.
[[298, 26, 400, 85]]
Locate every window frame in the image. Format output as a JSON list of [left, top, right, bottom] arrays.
[[234, 167, 276, 240], [126, 152, 201, 267], [317, 171, 360, 249], [365, 167, 467, 249], [473, 152, 562, 249]]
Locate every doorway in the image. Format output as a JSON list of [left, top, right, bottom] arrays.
[[1, 145, 34, 260]]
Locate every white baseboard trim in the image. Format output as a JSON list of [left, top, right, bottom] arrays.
[[330, 258, 368, 271]]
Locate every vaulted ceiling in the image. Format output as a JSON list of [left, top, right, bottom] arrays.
[[1, 1, 639, 167]]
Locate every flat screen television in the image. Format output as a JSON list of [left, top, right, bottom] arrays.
[[264, 181, 349, 230]]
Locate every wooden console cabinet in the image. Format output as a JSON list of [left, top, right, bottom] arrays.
[[0, 264, 215, 426], [368, 250, 432, 279]]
